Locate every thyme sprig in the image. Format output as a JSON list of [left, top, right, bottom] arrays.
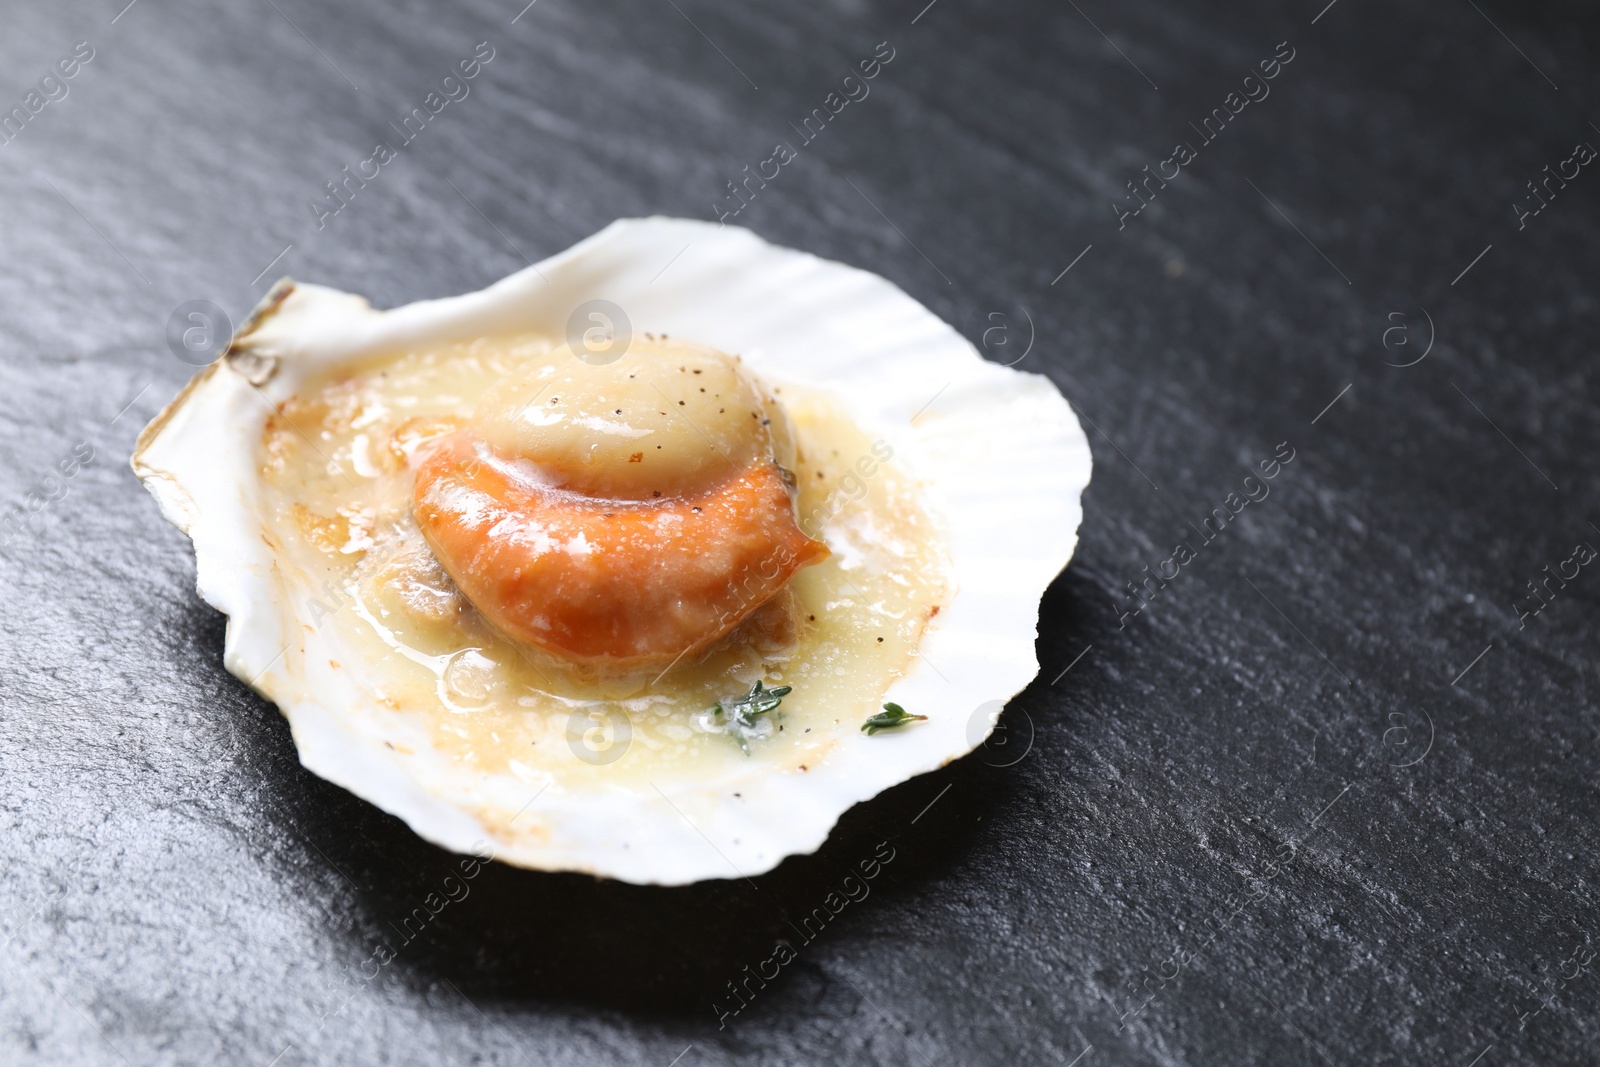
[[711, 680, 792, 754], [862, 702, 927, 735]]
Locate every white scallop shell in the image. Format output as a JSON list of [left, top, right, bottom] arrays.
[[133, 218, 1091, 885]]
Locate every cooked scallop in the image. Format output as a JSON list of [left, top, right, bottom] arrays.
[[132, 218, 1091, 884], [411, 340, 829, 669]]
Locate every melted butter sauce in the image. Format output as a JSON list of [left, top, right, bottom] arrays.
[[257, 335, 951, 790]]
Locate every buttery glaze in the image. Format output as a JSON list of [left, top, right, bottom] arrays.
[[256, 334, 951, 787]]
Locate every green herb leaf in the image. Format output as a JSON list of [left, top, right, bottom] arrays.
[[861, 702, 928, 735], [711, 680, 793, 754]]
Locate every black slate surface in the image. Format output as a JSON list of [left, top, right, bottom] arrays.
[[4, 0, 1600, 1063]]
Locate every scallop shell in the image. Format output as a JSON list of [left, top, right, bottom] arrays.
[[133, 218, 1091, 885]]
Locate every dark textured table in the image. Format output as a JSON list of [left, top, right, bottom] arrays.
[[4, 0, 1599, 1063]]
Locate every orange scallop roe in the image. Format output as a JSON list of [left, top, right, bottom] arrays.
[[412, 431, 829, 669]]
